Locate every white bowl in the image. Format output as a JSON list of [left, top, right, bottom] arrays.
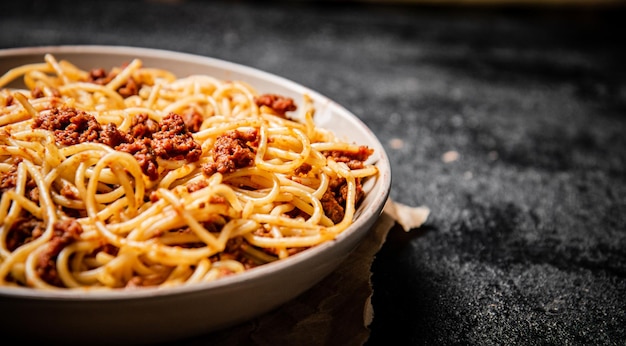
[[0, 46, 391, 344]]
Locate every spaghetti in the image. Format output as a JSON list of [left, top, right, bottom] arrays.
[[0, 54, 377, 290]]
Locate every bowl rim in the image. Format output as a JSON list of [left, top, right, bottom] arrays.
[[0, 45, 392, 302]]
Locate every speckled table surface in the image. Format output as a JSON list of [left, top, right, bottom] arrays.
[[1, 1, 624, 344]]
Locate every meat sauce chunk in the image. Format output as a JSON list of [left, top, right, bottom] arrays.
[[254, 94, 297, 117], [202, 129, 259, 175], [31, 107, 202, 181]]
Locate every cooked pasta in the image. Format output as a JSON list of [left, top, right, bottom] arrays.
[[0, 54, 377, 290]]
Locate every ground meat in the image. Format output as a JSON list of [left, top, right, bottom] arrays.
[[202, 129, 259, 175], [32, 107, 102, 146], [254, 94, 297, 116], [99, 123, 131, 148], [116, 139, 159, 181], [31, 86, 45, 99], [320, 176, 365, 224], [27, 186, 40, 203], [209, 195, 227, 204], [128, 113, 159, 139], [86, 67, 141, 98], [324, 146, 374, 170], [117, 78, 139, 98], [32, 107, 202, 181], [87, 68, 114, 85], [1, 164, 39, 202], [186, 180, 208, 193], [60, 184, 79, 200], [321, 189, 345, 224], [212, 237, 258, 270], [294, 163, 312, 176], [4, 93, 14, 106], [6, 215, 45, 251], [151, 113, 202, 161], [37, 218, 83, 287], [0, 165, 17, 192], [97, 243, 120, 256], [181, 109, 204, 133]]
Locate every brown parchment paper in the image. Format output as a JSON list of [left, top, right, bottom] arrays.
[[183, 200, 426, 345]]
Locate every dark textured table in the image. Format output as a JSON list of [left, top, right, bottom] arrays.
[[1, 1, 624, 344]]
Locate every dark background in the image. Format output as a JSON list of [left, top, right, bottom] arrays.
[[1, 1, 625, 344]]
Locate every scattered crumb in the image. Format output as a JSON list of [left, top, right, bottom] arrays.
[[442, 150, 459, 163], [488, 150, 499, 161], [389, 138, 404, 149]]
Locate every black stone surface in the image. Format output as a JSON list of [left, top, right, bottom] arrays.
[[1, 1, 624, 344]]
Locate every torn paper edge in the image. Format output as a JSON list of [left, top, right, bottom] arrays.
[[383, 199, 430, 232]]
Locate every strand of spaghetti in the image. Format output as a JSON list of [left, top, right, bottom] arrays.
[[324, 160, 358, 234], [145, 82, 162, 109], [42, 131, 64, 169], [106, 59, 142, 91], [212, 82, 258, 117], [0, 110, 31, 126], [243, 232, 335, 249], [185, 184, 244, 212], [44, 54, 70, 85], [0, 163, 29, 258], [223, 167, 280, 206], [269, 205, 293, 259], [134, 67, 177, 84], [255, 126, 311, 173], [0, 193, 13, 257], [23, 70, 57, 90], [107, 199, 170, 236], [185, 258, 211, 284], [85, 152, 136, 247], [134, 202, 237, 241], [159, 163, 197, 189], [311, 142, 366, 152], [161, 95, 209, 115], [58, 59, 89, 81], [0, 146, 41, 166], [59, 82, 126, 109], [99, 107, 161, 129], [203, 260, 245, 282], [24, 243, 58, 289], [59, 141, 116, 156], [56, 240, 101, 288], [348, 165, 379, 178], [109, 162, 138, 217], [12, 92, 39, 118], [250, 213, 321, 230], [1, 162, 29, 231], [163, 264, 194, 286], [2, 190, 42, 220], [23, 160, 57, 224], [259, 112, 308, 133], [192, 117, 263, 141], [0, 159, 57, 285], [302, 94, 316, 139], [96, 252, 135, 287], [240, 243, 278, 263], [144, 244, 213, 266], [157, 188, 222, 250], [279, 186, 324, 225], [216, 219, 258, 246], [130, 253, 159, 276], [0, 62, 52, 88], [51, 190, 85, 209]]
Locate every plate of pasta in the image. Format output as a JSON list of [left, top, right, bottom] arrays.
[[0, 46, 391, 343]]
